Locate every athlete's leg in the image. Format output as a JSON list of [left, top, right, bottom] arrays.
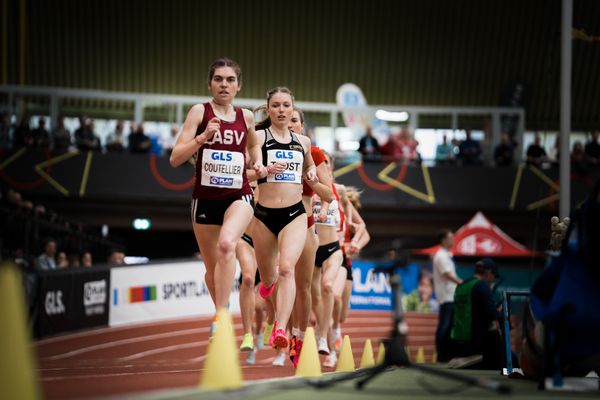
[[237, 238, 258, 336], [293, 226, 318, 332], [192, 224, 220, 304], [274, 215, 307, 335], [317, 250, 343, 340], [340, 280, 353, 323], [212, 200, 254, 310], [311, 267, 322, 327]]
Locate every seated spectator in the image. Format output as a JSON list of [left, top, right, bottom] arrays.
[[74, 116, 101, 151], [67, 253, 81, 268], [396, 127, 420, 164], [526, 134, 548, 167], [82, 251, 93, 268], [162, 124, 179, 155], [571, 140, 587, 174], [358, 126, 381, 162], [584, 130, 599, 166], [37, 238, 57, 270], [548, 135, 560, 165], [403, 270, 438, 312], [56, 251, 68, 269], [457, 129, 482, 165], [32, 117, 52, 148], [52, 116, 72, 152], [129, 123, 151, 154], [107, 249, 125, 266], [12, 115, 32, 148], [435, 134, 455, 165], [493, 133, 514, 167], [448, 258, 503, 369], [105, 120, 127, 152]]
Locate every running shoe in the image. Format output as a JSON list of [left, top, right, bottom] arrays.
[[317, 336, 330, 355], [272, 351, 286, 367], [246, 348, 257, 365], [272, 328, 289, 349], [289, 335, 297, 363], [208, 320, 218, 342], [258, 281, 276, 299], [240, 332, 254, 352], [292, 339, 303, 368], [268, 322, 278, 348], [256, 332, 265, 350], [323, 351, 337, 368], [334, 327, 342, 351], [263, 323, 274, 346]]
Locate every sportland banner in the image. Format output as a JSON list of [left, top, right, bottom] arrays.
[[109, 260, 240, 326]]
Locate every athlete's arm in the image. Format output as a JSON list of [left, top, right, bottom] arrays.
[[170, 104, 218, 168], [244, 109, 267, 178], [299, 135, 317, 183], [307, 162, 334, 202], [336, 184, 353, 229], [348, 203, 370, 254]]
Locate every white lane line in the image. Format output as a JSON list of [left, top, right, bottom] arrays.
[[119, 341, 209, 361], [35, 316, 213, 346], [44, 327, 206, 360], [40, 369, 199, 381]]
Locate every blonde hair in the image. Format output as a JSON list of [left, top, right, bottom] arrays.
[[345, 186, 363, 210]]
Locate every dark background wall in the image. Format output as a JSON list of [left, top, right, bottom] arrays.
[[3, 0, 600, 129]]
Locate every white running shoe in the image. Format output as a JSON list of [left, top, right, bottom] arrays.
[[323, 351, 337, 368], [318, 337, 330, 355], [246, 348, 257, 365], [272, 351, 287, 366], [256, 333, 265, 350]]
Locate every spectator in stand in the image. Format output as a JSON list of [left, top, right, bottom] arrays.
[[433, 228, 462, 362], [571, 141, 587, 174], [33, 117, 52, 148], [52, 115, 72, 152], [526, 134, 547, 167], [37, 238, 57, 270], [67, 253, 81, 268], [105, 120, 127, 152], [82, 251, 93, 268], [12, 115, 32, 148], [107, 249, 125, 266], [380, 130, 400, 161], [402, 269, 438, 312], [162, 124, 179, 155], [435, 134, 455, 165], [56, 251, 68, 269], [493, 133, 514, 167], [584, 130, 600, 166], [358, 126, 381, 162], [129, 123, 152, 153], [75, 116, 101, 151], [396, 127, 420, 164], [548, 135, 560, 165], [457, 129, 482, 165]]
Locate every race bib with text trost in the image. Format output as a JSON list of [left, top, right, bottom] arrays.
[[266, 149, 303, 184], [200, 149, 244, 189]]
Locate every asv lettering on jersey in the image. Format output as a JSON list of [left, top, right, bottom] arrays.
[[206, 129, 245, 145]]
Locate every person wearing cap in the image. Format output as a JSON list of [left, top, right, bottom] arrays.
[[447, 258, 503, 369]]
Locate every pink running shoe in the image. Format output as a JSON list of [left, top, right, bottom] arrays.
[[268, 321, 278, 348], [258, 280, 276, 299], [272, 328, 289, 349], [292, 339, 303, 368]]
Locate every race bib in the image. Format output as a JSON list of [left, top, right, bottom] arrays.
[[200, 149, 244, 189], [266, 149, 303, 184], [313, 196, 340, 227]]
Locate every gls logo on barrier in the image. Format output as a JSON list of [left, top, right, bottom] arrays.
[[84, 280, 107, 306], [45, 290, 65, 315]]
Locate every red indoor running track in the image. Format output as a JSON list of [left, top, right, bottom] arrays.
[[34, 311, 437, 399]]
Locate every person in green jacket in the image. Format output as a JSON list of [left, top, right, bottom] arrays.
[[448, 258, 503, 369]]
